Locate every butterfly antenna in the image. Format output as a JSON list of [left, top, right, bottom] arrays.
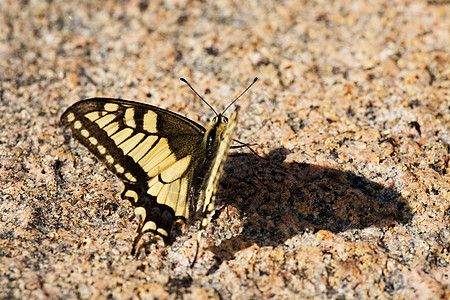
[[180, 78, 219, 117], [222, 77, 258, 115]]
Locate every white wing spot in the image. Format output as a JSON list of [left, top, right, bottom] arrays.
[[143, 110, 158, 133], [135, 207, 146, 221], [115, 164, 125, 173], [142, 221, 157, 232], [104, 103, 119, 112], [125, 172, 137, 182], [125, 189, 139, 202], [157, 228, 168, 237], [97, 145, 106, 155], [105, 155, 114, 164], [81, 129, 90, 137], [66, 113, 75, 122], [124, 108, 136, 128], [89, 137, 98, 145], [74, 120, 82, 129]]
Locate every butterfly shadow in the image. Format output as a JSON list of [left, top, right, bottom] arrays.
[[206, 147, 413, 274]]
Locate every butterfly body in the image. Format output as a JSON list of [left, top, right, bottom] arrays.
[[61, 98, 238, 253]]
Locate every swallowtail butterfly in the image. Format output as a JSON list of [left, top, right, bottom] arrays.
[[61, 78, 257, 264]]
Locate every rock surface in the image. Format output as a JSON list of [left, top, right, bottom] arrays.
[[0, 0, 449, 298]]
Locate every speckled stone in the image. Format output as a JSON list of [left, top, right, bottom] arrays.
[[0, 0, 449, 299]]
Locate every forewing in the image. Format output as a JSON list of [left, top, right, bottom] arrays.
[[60, 98, 206, 244]]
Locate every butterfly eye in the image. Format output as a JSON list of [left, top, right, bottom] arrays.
[[214, 115, 228, 123]]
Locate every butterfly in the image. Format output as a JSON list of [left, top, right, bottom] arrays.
[[60, 78, 257, 264]]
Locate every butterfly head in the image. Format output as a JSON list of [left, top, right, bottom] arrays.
[[204, 114, 229, 158], [212, 114, 228, 124]]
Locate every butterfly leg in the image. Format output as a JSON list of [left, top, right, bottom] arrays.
[[131, 231, 145, 256], [190, 230, 203, 267]]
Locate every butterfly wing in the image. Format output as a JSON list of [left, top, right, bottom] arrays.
[[60, 98, 207, 249]]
